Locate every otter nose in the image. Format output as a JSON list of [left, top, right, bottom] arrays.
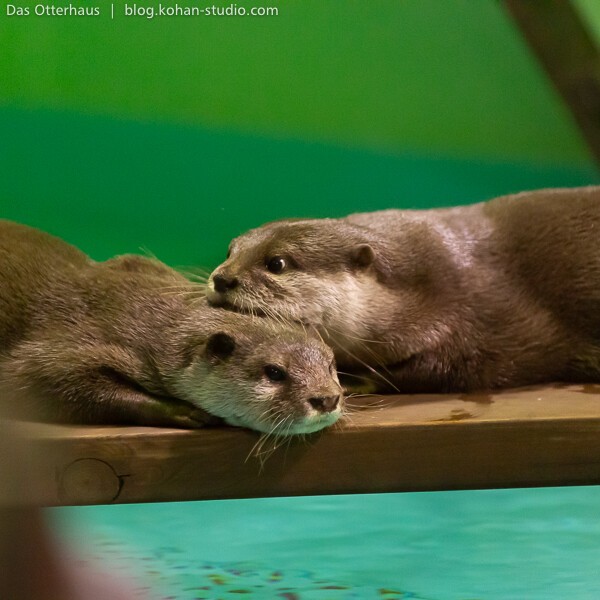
[[213, 273, 239, 294], [308, 395, 340, 413]]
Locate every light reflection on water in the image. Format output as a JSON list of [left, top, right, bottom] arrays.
[[49, 486, 600, 599]]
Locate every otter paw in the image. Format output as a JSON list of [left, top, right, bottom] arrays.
[[170, 406, 223, 429]]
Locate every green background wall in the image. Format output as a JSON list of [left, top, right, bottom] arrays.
[[2, 0, 599, 269]]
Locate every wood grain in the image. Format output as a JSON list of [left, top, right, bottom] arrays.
[[9, 384, 600, 506]]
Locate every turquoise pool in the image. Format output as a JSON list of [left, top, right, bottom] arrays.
[[49, 486, 600, 599]]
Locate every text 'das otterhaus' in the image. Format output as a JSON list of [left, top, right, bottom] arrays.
[[3, 1, 280, 19]]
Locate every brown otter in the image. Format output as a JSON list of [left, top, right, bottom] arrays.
[[207, 186, 600, 393], [0, 221, 343, 434]]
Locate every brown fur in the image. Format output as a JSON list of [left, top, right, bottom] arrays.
[[207, 187, 600, 392], [0, 221, 342, 433]]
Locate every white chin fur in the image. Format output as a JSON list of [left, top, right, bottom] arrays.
[[179, 372, 342, 437], [224, 411, 341, 436]]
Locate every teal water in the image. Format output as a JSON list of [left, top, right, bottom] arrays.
[[50, 487, 600, 599]]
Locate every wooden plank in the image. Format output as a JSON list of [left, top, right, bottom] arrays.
[[503, 0, 600, 165], [7, 384, 600, 507]]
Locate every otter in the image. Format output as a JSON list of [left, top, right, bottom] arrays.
[[0, 221, 343, 434], [206, 186, 600, 393]]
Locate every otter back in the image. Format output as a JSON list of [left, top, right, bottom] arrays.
[[206, 186, 600, 392]]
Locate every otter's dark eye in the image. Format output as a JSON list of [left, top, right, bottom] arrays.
[[266, 256, 286, 274], [264, 364, 287, 382]]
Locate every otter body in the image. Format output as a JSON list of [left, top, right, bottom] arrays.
[[0, 221, 342, 433], [207, 187, 600, 392]]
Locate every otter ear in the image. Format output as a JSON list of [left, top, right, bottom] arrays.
[[350, 243, 375, 268], [206, 332, 236, 363]]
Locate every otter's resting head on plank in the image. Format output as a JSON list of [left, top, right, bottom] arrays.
[[0, 221, 343, 435]]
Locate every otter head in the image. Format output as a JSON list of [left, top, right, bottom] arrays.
[[206, 216, 470, 369], [206, 219, 384, 351], [171, 311, 344, 435]]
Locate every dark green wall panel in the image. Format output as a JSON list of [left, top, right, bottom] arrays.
[[2, 108, 597, 269]]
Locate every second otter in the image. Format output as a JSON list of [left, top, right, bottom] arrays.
[[0, 221, 343, 434], [207, 186, 600, 392]]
